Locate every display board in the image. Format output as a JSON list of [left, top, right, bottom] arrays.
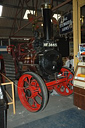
[[59, 12, 73, 35]]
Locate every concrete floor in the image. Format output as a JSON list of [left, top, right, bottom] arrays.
[[7, 87, 76, 128]]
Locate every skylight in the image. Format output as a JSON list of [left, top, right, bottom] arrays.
[[0, 5, 3, 16], [53, 14, 61, 20], [23, 10, 35, 19]]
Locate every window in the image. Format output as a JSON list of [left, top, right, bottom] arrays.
[[0, 5, 3, 16], [23, 10, 35, 19]]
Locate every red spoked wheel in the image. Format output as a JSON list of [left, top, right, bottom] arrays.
[[18, 72, 48, 112], [54, 67, 74, 96]]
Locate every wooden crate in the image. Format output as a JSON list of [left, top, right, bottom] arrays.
[[74, 86, 85, 110]]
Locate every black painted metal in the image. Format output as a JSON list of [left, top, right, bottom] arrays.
[[43, 7, 52, 40]]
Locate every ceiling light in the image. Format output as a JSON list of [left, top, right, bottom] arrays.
[[0, 5, 3, 16], [53, 14, 61, 20], [41, 23, 43, 26], [23, 10, 35, 19], [24, 38, 29, 40]]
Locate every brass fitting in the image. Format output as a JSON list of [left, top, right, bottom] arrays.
[[41, 3, 51, 9]]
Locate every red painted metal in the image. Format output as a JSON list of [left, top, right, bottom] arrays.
[[46, 77, 67, 91], [18, 74, 43, 112], [0, 55, 6, 82], [7, 45, 14, 54], [0, 55, 3, 60], [0, 39, 35, 79], [52, 0, 71, 11], [0, 40, 73, 111], [53, 67, 74, 96], [18, 67, 74, 112]]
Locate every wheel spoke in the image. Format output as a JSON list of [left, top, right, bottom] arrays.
[[32, 98, 41, 108], [68, 78, 73, 82], [37, 93, 42, 100], [25, 96, 29, 101], [24, 77, 29, 85], [68, 81, 73, 86], [56, 84, 63, 92], [58, 84, 72, 94], [66, 85, 72, 93], [24, 75, 32, 84], [66, 76, 73, 85], [67, 73, 71, 78], [31, 79, 38, 87], [64, 84, 71, 92]]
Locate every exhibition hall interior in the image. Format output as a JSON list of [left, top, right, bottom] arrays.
[[0, 0, 85, 128]]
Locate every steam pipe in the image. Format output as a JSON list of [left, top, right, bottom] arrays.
[[42, 3, 52, 40]]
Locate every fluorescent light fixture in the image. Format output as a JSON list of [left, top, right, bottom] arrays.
[[0, 5, 3, 16], [51, 19, 52, 22], [23, 10, 35, 19], [24, 38, 29, 40], [53, 14, 61, 20]]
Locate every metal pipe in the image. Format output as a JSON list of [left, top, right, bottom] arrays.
[[0, 37, 9, 39], [52, 0, 71, 11], [4, 109, 7, 128], [1, 40, 2, 46], [42, 3, 52, 40], [8, 38, 10, 45]]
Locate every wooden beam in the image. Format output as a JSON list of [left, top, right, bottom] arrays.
[[78, 0, 85, 7], [73, 0, 79, 70], [73, 0, 85, 70], [78, 1, 81, 45]]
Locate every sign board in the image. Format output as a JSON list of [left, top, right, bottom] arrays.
[[59, 12, 72, 34], [0, 46, 7, 54], [43, 42, 57, 47]]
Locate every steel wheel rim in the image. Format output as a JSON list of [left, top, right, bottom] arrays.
[[18, 74, 43, 112]]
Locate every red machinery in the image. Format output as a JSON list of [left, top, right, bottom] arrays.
[[0, 41, 34, 81], [0, 3, 74, 112], [18, 68, 73, 112]]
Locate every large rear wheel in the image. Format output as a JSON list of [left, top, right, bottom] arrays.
[[18, 72, 48, 112]]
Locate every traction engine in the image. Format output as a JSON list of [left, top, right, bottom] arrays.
[[0, 3, 74, 112]]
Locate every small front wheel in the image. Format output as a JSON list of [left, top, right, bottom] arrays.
[[18, 72, 48, 112]]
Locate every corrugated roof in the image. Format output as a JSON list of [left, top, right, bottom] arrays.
[[0, 0, 72, 38]]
